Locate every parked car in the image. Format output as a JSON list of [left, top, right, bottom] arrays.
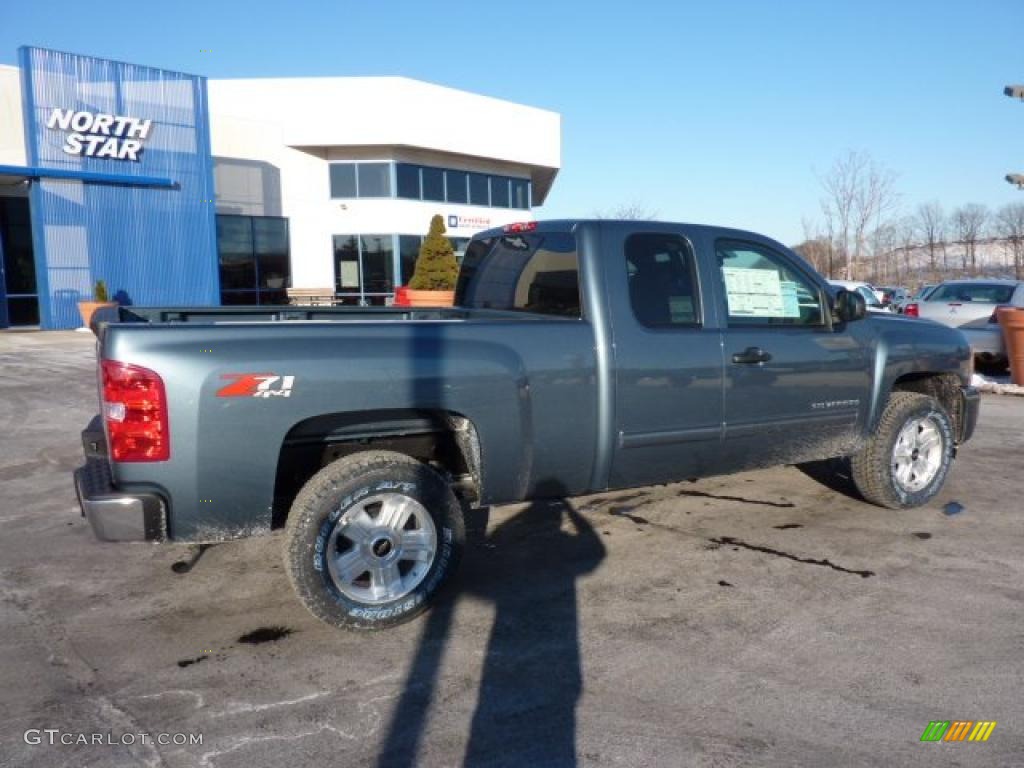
[[897, 284, 937, 313], [877, 286, 908, 308], [908, 279, 1024, 364], [75, 220, 979, 630], [828, 280, 893, 313]]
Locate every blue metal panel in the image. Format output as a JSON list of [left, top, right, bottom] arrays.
[[19, 47, 219, 329]]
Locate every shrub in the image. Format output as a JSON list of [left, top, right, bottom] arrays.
[[408, 215, 459, 290], [94, 280, 109, 302]]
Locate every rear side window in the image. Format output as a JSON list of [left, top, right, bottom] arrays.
[[456, 232, 580, 317], [716, 240, 824, 326], [625, 233, 700, 327], [929, 283, 1016, 304]]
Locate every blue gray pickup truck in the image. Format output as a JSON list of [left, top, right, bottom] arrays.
[[75, 220, 980, 629]]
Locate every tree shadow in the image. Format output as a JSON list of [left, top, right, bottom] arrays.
[[376, 479, 606, 767]]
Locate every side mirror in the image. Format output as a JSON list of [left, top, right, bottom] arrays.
[[834, 289, 867, 322]]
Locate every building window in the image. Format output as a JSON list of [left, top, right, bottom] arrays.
[[446, 170, 468, 204], [333, 234, 395, 305], [329, 164, 357, 198], [490, 176, 510, 208], [396, 163, 420, 199], [336, 162, 530, 209], [421, 166, 445, 202], [469, 172, 489, 205], [399, 235, 422, 285], [217, 215, 291, 304]]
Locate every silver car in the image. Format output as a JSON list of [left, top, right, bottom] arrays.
[[916, 279, 1024, 362]]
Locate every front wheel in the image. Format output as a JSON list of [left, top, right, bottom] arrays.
[[284, 450, 464, 630], [850, 392, 955, 509]]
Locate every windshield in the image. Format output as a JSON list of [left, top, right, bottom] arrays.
[[856, 286, 882, 306], [929, 283, 1016, 304]]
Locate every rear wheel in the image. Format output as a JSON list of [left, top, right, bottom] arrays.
[[284, 450, 464, 630], [850, 392, 955, 509]]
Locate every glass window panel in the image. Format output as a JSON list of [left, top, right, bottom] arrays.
[[220, 290, 260, 305], [399, 235, 422, 285], [258, 289, 289, 305], [445, 170, 468, 203], [6, 296, 39, 325], [357, 163, 391, 197], [490, 176, 510, 208], [511, 178, 530, 209], [716, 240, 823, 326], [333, 235, 361, 293], [253, 218, 290, 289], [469, 172, 489, 205], [1, 198, 37, 295], [625, 234, 700, 327], [456, 233, 580, 317], [421, 167, 444, 202], [360, 235, 395, 294], [396, 163, 421, 199], [329, 164, 357, 198], [217, 216, 256, 290]]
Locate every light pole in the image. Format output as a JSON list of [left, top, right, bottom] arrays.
[[1005, 86, 1024, 189]]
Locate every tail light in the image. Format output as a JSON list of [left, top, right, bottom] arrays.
[[100, 360, 170, 462], [503, 221, 537, 233], [904, 303, 919, 317]]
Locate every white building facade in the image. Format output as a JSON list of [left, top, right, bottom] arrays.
[[207, 76, 561, 304]]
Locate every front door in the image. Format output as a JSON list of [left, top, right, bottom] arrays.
[[609, 228, 726, 488], [0, 196, 39, 327], [714, 238, 868, 470]]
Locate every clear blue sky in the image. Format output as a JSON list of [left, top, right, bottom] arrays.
[[3, 0, 1022, 244]]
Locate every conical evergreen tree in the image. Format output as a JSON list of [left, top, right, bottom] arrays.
[[409, 215, 460, 290]]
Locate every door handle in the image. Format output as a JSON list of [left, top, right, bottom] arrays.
[[732, 346, 772, 365]]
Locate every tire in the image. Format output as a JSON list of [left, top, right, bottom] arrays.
[[284, 450, 464, 630], [850, 391, 955, 509]]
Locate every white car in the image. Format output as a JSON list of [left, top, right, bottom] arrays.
[[828, 280, 892, 313]]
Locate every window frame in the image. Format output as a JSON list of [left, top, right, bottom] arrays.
[[715, 238, 828, 329]]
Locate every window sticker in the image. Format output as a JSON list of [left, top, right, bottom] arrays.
[[723, 267, 798, 318]]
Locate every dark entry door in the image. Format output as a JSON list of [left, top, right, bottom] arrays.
[[0, 196, 39, 326]]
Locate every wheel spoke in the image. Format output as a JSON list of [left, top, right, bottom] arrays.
[[400, 530, 435, 562], [334, 548, 370, 585], [371, 562, 403, 599], [917, 432, 940, 452], [377, 495, 415, 531], [340, 507, 375, 544]]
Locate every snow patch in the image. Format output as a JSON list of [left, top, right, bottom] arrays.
[[971, 373, 1024, 396]]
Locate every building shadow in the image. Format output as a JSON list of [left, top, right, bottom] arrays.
[[376, 480, 606, 767]]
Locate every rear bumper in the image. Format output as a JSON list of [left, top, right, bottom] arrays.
[[958, 386, 981, 444], [74, 417, 166, 542], [960, 327, 1005, 359]]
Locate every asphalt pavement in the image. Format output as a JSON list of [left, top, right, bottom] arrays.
[[1, 330, 1021, 768]]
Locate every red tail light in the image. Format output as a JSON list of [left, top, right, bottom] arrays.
[[503, 221, 537, 233], [904, 303, 919, 317], [101, 360, 170, 462]]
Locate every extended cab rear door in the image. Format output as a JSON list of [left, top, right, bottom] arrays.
[[603, 224, 727, 487], [711, 237, 868, 469]]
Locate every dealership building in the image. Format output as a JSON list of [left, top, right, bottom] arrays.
[[0, 46, 560, 328]]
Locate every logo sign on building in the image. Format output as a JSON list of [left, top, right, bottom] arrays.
[[448, 215, 491, 231], [46, 108, 152, 161]]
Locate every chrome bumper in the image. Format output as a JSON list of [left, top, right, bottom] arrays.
[[74, 418, 166, 542]]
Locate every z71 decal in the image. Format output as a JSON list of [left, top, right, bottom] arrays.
[[217, 373, 296, 398]]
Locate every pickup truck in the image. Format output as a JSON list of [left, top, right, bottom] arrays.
[[75, 220, 980, 630]]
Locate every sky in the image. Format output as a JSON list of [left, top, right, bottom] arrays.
[[2, 0, 1022, 245]]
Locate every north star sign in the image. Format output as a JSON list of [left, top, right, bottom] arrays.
[[45, 108, 153, 161]]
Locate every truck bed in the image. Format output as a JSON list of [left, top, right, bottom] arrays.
[[105, 305, 555, 326]]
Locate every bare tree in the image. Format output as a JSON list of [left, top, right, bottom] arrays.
[[915, 201, 945, 276], [952, 204, 988, 274], [996, 202, 1024, 279], [818, 151, 898, 280], [592, 202, 659, 220]]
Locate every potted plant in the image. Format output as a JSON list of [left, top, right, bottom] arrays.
[[77, 279, 117, 328], [405, 215, 459, 307]]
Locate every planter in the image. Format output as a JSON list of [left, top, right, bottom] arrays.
[[404, 289, 455, 307], [77, 301, 117, 329], [997, 306, 1024, 385]]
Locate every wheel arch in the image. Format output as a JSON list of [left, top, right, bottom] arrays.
[[271, 408, 481, 528], [887, 372, 966, 443]]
